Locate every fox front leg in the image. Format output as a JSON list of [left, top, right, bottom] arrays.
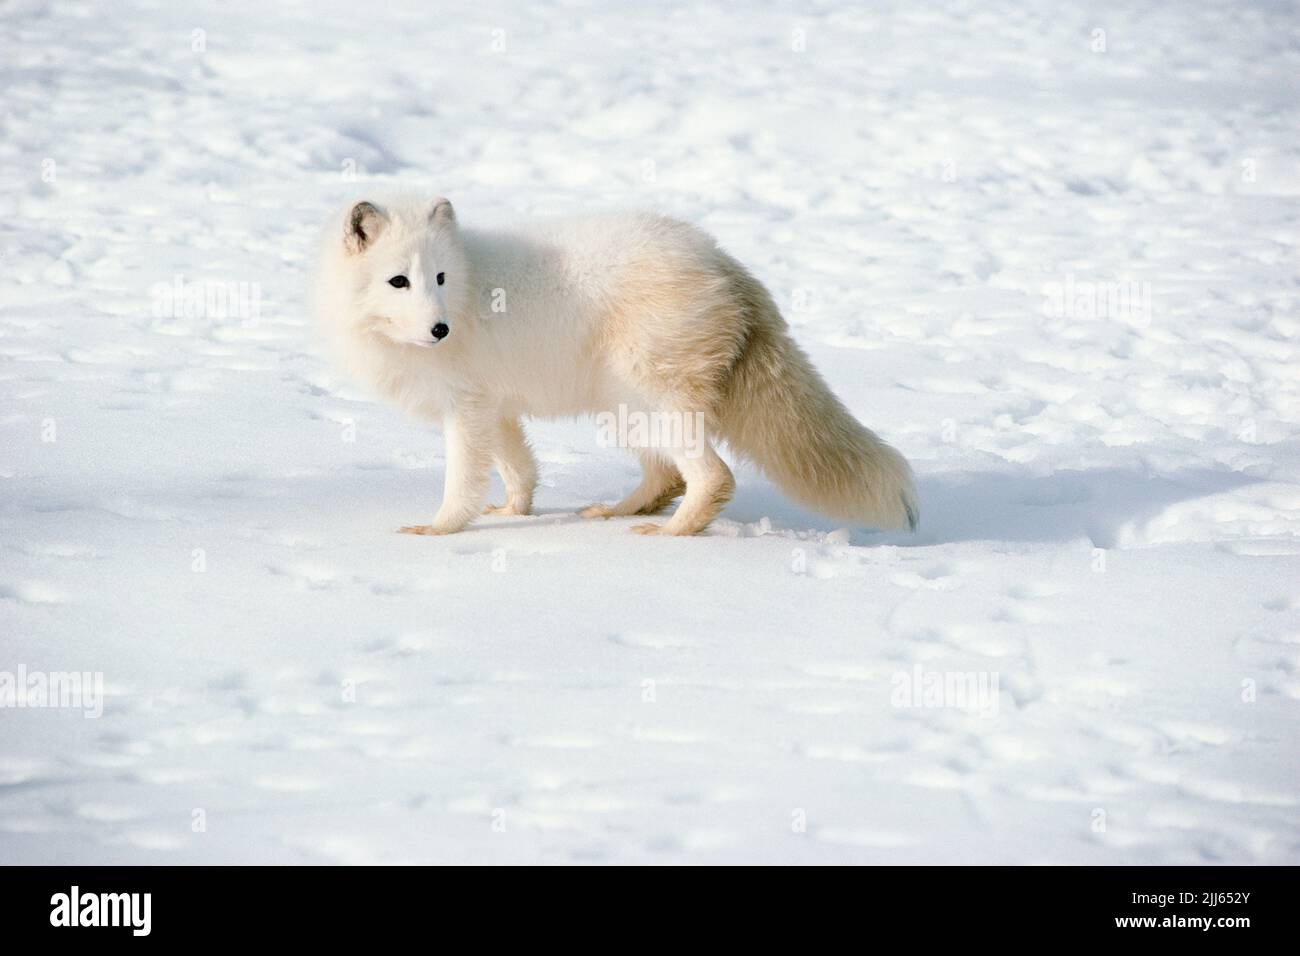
[[400, 408, 494, 536], [482, 416, 537, 516]]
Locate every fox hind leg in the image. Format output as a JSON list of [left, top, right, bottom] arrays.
[[581, 452, 684, 519], [631, 442, 733, 537]]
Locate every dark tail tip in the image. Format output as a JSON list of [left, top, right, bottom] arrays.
[[902, 493, 918, 532]]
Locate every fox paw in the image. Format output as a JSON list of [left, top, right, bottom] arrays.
[[483, 502, 530, 516], [398, 524, 455, 536], [580, 504, 617, 519], [630, 523, 663, 535]]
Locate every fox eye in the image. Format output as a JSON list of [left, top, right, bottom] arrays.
[[436, 272, 445, 286], [388, 275, 409, 289]]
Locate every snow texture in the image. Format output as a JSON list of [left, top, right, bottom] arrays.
[[1, 0, 1298, 863]]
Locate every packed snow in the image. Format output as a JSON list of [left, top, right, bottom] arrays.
[[1, 0, 1298, 864]]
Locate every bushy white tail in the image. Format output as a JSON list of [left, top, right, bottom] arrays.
[[717, 285, 918, 531]]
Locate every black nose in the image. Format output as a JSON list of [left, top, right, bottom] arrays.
[[431, 322, 449, 341]]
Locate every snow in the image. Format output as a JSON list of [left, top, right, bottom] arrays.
[[2, 0, 1298, 864]]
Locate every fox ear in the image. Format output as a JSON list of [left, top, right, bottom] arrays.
[[429, 197, 455, 228], [344, 201, 385, 254]]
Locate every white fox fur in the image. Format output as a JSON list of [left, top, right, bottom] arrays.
[[312, 196, 918, 536]]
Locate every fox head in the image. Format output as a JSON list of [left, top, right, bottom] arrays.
[[327, 196, 470, 350]]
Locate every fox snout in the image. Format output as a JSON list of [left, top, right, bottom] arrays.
[[430, 322, 449, 342]]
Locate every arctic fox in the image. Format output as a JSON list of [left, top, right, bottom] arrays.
[[312, 196, 918, 537]]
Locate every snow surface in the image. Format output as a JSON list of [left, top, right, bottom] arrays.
[[2, 0, 1299, 864]]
